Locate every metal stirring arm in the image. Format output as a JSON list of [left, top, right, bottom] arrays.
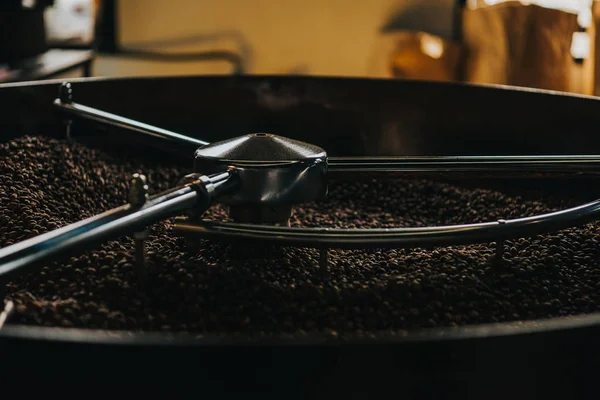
[[54, 82, 208, 150], [0, 171, 237, 282], [54, 82, 600, 178], [177, 197, 600, 249], [327, 156, 600, 175]]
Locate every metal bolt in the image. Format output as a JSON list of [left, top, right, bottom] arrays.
[[134, 229, 150, 281], [495, 219, 506, 264], [129, 173, 149, 207], [58, 82, 73, 104], [319, 248, 330, 279], [65, 120, 73, 142], [128, 174, 150, 281], [59, 82, 74, 141]]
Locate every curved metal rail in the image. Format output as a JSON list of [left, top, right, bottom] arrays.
[[173, 197, 600, 249]]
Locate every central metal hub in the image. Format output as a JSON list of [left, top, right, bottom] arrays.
[[193, 133, 328, 224]]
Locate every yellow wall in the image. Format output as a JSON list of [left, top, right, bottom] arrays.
[[93, 0, 455, 78]]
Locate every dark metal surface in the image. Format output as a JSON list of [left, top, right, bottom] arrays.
[[0, 2, 50, 64], [1, 312, 600, 396], [2, 75, 600, 395], [195, 133, 328, 213], [194, 132, 326, 163]]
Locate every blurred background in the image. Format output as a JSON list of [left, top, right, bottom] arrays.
[[2, 0, 600, 95]]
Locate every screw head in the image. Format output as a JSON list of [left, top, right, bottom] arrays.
[[58, 82, 73, 104], [129, 173, 149, 207]]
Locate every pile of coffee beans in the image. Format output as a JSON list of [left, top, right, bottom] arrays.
[[2, 135, 600, 335]]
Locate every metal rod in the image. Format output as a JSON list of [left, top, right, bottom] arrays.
[[134, 229, 150, 280], [319, 248, 330, 279], [54, 82, 208, 150], [319, 248, 328, 268], [54, 83, 600, 177], [54, 99, 208, 148], [326, 156, 600, 175], [0, 301, 14, 330], [129, 173, 150, 280], [0, 172, 236, 282], [174, 196, 600, 249], [495, 219, 506, 265], [53, 83, 600, 178]]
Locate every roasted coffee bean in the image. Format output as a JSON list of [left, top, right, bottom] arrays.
[[3, 135, 600, 336]]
